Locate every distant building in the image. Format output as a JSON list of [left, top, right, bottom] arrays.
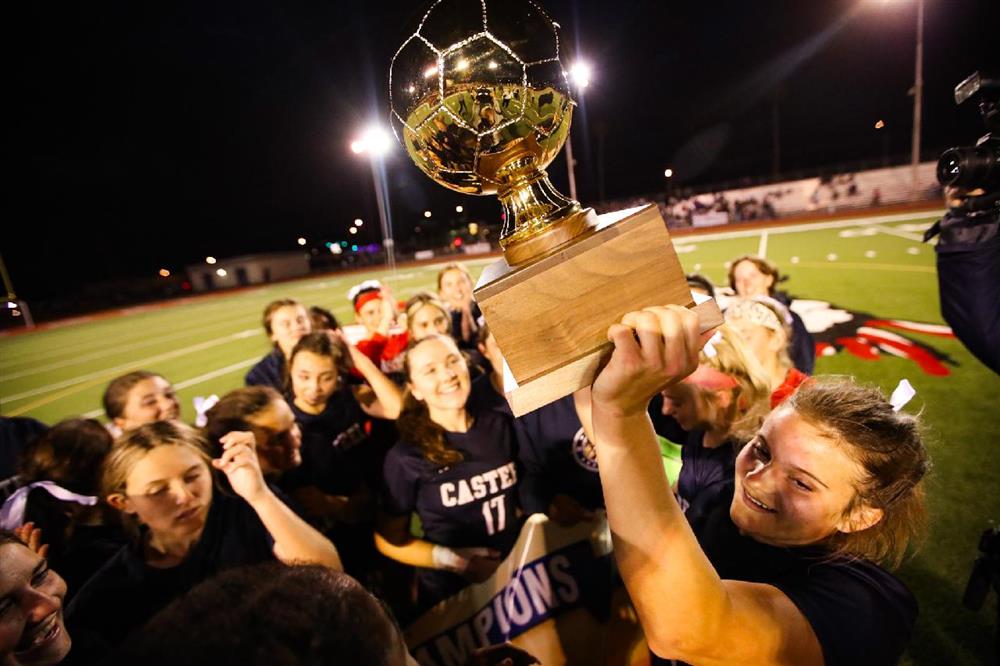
[[184, 252, 310, 292]]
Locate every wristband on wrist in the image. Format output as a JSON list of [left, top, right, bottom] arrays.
[[431, 544, 467, 572]]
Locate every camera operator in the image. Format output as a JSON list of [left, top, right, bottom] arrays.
[[926, 71, 1000, 375]]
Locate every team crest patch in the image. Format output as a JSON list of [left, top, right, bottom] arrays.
[[571, 428, 598, 472]]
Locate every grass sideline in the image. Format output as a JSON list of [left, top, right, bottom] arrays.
[[2, 212, 998, 664]]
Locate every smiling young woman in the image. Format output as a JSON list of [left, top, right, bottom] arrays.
[[0, 531, 72, 666], [585, 305, 928, 666], [375, 335, 521, 610]]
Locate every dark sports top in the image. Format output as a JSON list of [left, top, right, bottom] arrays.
[[467, 373, 511, 416], [651, 482, 917, 666], [382, 408, 520, 555], [515, 394, 604, 515], [382, 408, 521, 606], [285, 388, 369, 497], [65, 491, 275, 661], [449, 301, 482, 350], [244, 348, 286, 391], [675, 430, 737, 526]]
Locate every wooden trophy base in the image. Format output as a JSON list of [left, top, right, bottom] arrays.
[[474, 204, 724, 416]]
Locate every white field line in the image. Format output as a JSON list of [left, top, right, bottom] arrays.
[[672, 211, 943, 244], [79, 357, 260, 420], [2, 329, 259, 403], [872, 225, 926, 242], [0, 306, 260, 370], [1, 324, 262, 381], [757, 230, 769, 258]]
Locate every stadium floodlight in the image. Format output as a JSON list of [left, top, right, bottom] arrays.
[[456, 205, 464, 213], [205, 256, 217, 265], [297, 237, 307, 246], [564, 59, 594, 201], [216, 268, 227, 277], [424, 210, 432, 218], [350, 125, 396, 271], [349, 227, 358, 235], [664, 168, 674, 178], [354, 218, 363, 227], [158, 269, 171, 278]]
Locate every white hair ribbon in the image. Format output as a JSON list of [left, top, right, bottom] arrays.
[[194, 394, 220, 428], [347, 279, 383, 302], [889, 379, 916, 412], [0, 481, 98, 531], [702, 330, 723, 358]]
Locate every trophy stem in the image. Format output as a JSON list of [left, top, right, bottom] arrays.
[[496, 159, 597, 266]]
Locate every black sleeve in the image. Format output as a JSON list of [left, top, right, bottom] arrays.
[[513, 417, 552, 515], [775, 560, 917, 666], [381, 445, 419, 517], [789, 311, 816, 374]]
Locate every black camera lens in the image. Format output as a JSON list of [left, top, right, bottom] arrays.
[[937, 145, 1000, 189]]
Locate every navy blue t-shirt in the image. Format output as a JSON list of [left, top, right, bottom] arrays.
[[651, 482, 917, 666], [285, 389, 369, 497], [245, 347, 286, 391], [66, 491, 275, 662], [515, 394, 604, 515], [467, 373, 511, 416], [675, 431, 737, 526], [382, 408, 521, 605]]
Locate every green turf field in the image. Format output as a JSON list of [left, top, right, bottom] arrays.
[[2, 211, 998, 664]]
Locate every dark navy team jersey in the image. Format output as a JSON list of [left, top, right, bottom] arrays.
[[647, 395, 689, 444], [651, 482, 917, 666], [65, 491, 275, 662], [467, 373, 511, 416], [382, 408, 521, 604], [515, 394, 604, 515], [244, 348, 286, 391], [285, 388, 369, 497], [450, 302, 482, 350], [675, 430, 738, 526]]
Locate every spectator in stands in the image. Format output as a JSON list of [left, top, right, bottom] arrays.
[[66, 421, 340, 661], [308, 305, 340, 333], [725, 297, 809, 408], [103, 372, 180, 434], [2, 419, 125, 596], [0, 529, 73, 666], [728, 255, 815, 374], [376, 335, 520, 610], [202, 387, 302, 477], [587, 305, 928, 666], [245, 299, 312, 391], [283, 332, 402, 578], [403, 294, 452, 342], [349, 281, 408, 374], [437, 263, 481, 351], [107, 563, 417, 666]]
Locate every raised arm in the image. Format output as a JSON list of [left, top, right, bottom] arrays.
[[347, 341, 404, 419], [214, 431, 342, 570], [590, 306, 821, 666]]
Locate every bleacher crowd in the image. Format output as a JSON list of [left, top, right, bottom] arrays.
[[0, 257, 930, 665]]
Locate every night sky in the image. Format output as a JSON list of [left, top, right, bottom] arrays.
[[11, 0, 997, 300]]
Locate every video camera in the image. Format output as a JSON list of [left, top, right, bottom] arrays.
[[925, 71, 1000, 376], [936, 71, 1000, 199]]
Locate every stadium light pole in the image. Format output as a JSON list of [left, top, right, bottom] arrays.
[[0, 251, 33, 329], [910, 0, 925, 191], [566, 60, 592, 202], [351, 127, 396, 272]]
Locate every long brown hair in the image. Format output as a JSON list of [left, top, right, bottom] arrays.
[[202, 386, 281, 455], [287, 332, 353, 391], [103, 371, 166, 421], [787, 378, 929, 568], [398, 336, 465, 466]]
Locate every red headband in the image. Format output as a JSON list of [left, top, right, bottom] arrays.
[[684, 364, 739, 391], [354, 291, 382, 313]]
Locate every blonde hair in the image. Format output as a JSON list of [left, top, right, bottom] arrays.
[[689, 323, 772, 443], [787, 378, 929, 568], [725, 297, 794, 374], [404, 293, 452, 337], [436, 262, 473, 292], [102, 421, 213, 537]]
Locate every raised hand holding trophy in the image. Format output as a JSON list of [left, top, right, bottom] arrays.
[[390, 0, 722, 415]]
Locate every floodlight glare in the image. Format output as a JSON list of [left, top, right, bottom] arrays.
[[569, 61, 592, 89]]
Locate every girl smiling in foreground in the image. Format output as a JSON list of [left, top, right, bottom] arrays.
[[587, 305, 927, 666]]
